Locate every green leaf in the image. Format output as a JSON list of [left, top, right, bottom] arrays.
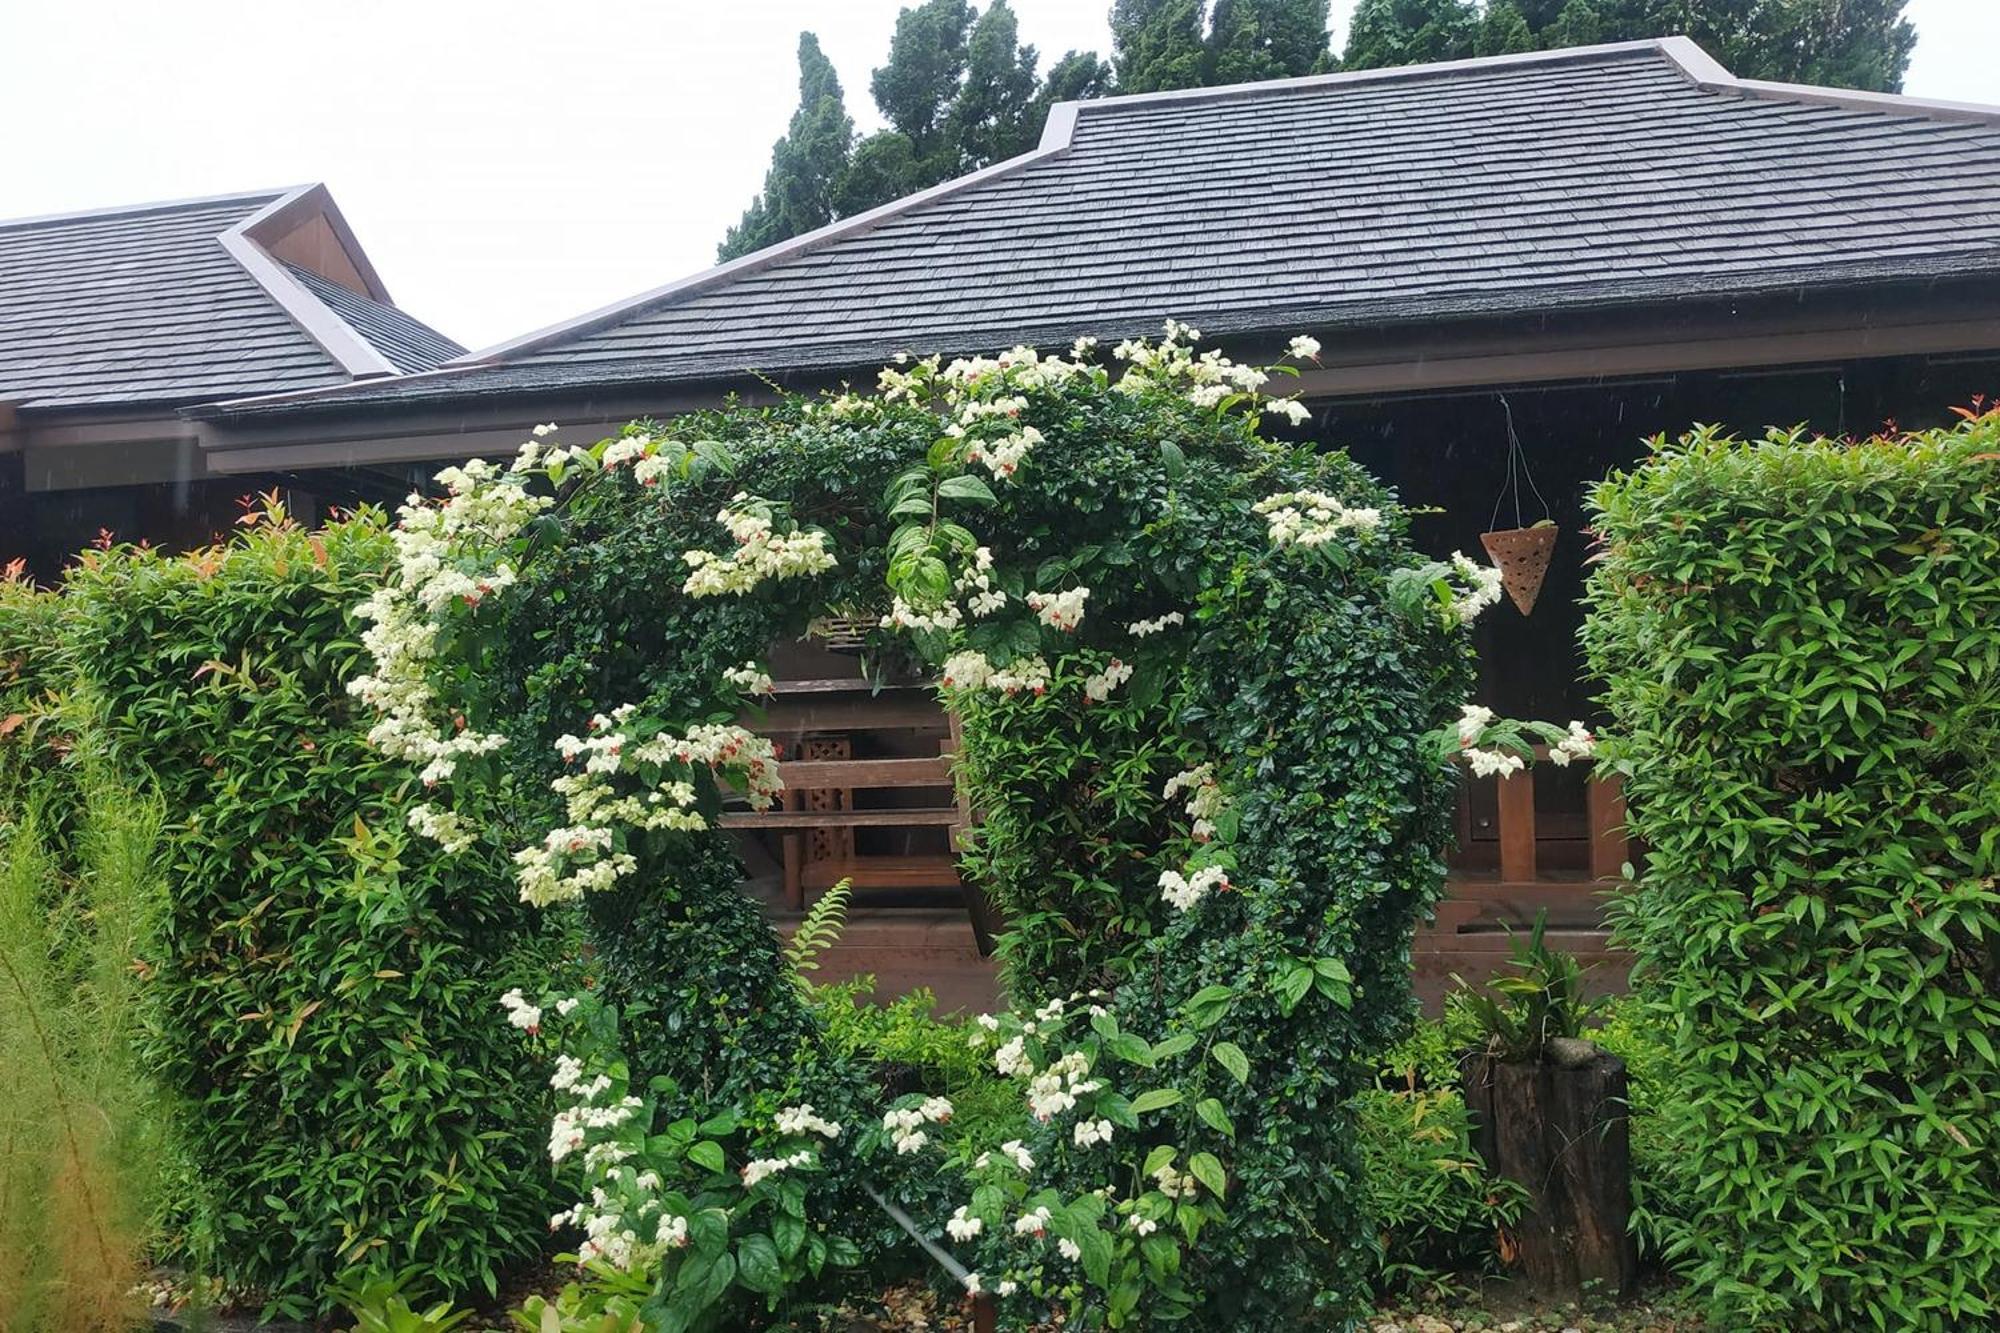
[[1131, 1087, 1183, 1114], [937, 474, 998, 506], [686, 1140, 727, 1175], [1194, 1097, 1235, 1139], [1210, 1041, 1250, 1085], [734, 1233, 784, 1295], [772, 1213, 805, 1260], [1187, 1151, 1227, 1198]]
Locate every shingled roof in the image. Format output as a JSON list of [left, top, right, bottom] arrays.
[[0, 186, 462, 413], [208, 37, 2000, 420]]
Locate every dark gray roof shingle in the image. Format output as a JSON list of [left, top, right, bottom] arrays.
[[283, 263, 465, 373], [208, 40, 2000, 419], [0, 189, 460, 412]]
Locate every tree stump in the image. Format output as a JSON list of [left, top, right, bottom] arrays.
[[1463, 1038, 1637, 1298]]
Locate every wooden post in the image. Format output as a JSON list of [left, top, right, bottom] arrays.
[[1586, 769, 1629, 881], [1464, 1041, 1638, 1299], [1496, 768, 1537, 884]]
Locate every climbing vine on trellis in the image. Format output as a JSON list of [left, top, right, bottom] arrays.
[[349, 325, 1583, 1331]]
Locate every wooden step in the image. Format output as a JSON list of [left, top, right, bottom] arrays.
[[804, 854, 961, 890], [721, 808, 963, 830], [778, 757, 952, 789]]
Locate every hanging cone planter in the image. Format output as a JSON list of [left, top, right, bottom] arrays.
[[1480, 393, 1559, 615], [1480, 523, 1559, 615]]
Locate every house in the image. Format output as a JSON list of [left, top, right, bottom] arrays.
[[131, 39, 2000, 1003], [0, 185, 461, 574]]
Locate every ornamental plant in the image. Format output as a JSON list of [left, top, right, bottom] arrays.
[[1583, 414, 2000, 1330], [45, 510, 566, 1316], [355, 325, 1564, 1329]]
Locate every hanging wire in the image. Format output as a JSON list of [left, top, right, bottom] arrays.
[[1489, 393, 1553, 531]]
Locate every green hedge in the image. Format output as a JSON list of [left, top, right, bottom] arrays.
[[1583, 414, 2000, 1329], [41, 516, 565, 1316]]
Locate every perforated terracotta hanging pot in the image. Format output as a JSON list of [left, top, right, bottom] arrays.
[[1480, 522, 1559, 615], [1481, 394, 1558, 614]]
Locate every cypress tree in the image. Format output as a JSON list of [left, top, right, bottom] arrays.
[[718, 33, 854, 262], [1477, 0, 1536, 55], [1111, 0, 1210, 91], [945, 0, 1044, 170], [1205, 0, 1335, 84]]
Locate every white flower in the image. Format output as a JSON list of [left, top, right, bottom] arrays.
[[1072, 1117, 1114, 1148], [533, 422, 559, 437], [1057, 1237, 1082, 1261], [682, 496, 838, 598], [741, 1150, 813, 1188], [1025, 586, 1090, 632], [723, 662, 775, 695], [1083, 658, 1133, 703], [997, 1279, 1018, 1297], [1255, 490, 1380, 547], [994, 1036, 1032, 1078], [946, 1206, 984, 1241], [963, 1271, 984, 1295], [1126, 611, 1185, 638], [1287, 334, 1321, 360], [1549, 719, 1596, 766], [1154, 1163, 1194, 1199], [1464, 746, 1526, 779], [1446, 551, 1505, 625], [1457, 703, 1496, 750], [1127, 1214, 1159, 1236], [1013, 1206, 1052, 1237], [499, 988, 542, 1033], [775, 1104, 843, 1139], [657, 1214, 689, 1247], [1158, 864, 1229, 911], [556, 996, 580, 1016]]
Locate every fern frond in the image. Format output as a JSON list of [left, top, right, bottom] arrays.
[[784, 878, 851, 977]]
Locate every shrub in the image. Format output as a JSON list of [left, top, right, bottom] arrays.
[[359, 330, 1496, 1328], [1583, 414, 2000, 1329], [45, 512, 565, 1316]]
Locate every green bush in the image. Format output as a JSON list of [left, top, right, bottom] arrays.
[[42, 514, 566, 1316], [1583, 414, 2000, 1329]]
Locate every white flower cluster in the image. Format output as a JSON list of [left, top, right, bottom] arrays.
[[881, 1096, 954, 1154], [1013, 1205, 1053, 1237], [946, 1206, 983, 1241], [956, 546, 1007, 617], [516, 718, 782, 906], [1254, 490, 1383, 548], [972, 1139, 1036, 1173], [548, 1097, 642, 1165], [1082, 658, 1133, 703], [406, 801, 474, 854], [723, 661, 775, 695], [1109, 319, 1313, 424], [499, 988, 542, 1033], [1072, 1116, 1115, 1149], [1457, 703, 1496, 750], [741, 1149, 815, 1188], [1447, 551, 1505, 626], [1158, 864, 1230, 912], [881, 549, 1007, 633], [966, 424, 1042, 480], [1026, 586, 1090, 631], [1465, 747, 1526, 779], [1288, 335, 1322, 360], [1549, 720, 1596, 766], [1126, 611, 1185, 638], [681, 494, 837, 597], [774, 1104, 843, 1139], [1153, 1162, 1195, 1199], [1026, 1051, 1101, 1122], [349, 455, 548, 795], [939, 650, 1052, 697], [1164, 763, 1229, 841]]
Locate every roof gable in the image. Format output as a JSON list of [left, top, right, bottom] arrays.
[[0, 186, 461, 412]]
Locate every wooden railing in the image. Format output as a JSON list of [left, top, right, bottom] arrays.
[[1475, 747, 1630, 886]]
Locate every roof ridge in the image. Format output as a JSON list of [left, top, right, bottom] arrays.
[[0, 186, 307, 232]]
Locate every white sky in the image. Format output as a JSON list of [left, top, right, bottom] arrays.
[[3, 0, 1994, 351]]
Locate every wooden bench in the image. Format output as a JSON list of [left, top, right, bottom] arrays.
[[727, 681, 1000, 954]]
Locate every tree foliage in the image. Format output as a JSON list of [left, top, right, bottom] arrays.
[[1342, 0, 1915, 91], [718, 34, 857, 262], [1583, 415, 2000, 1329]]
